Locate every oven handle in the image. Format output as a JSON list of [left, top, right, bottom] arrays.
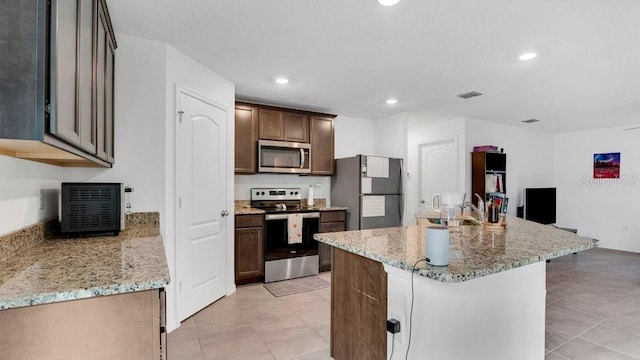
[[265, 212, 320, 221]]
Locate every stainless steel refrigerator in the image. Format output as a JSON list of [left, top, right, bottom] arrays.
[[331, 155, 403, 230]]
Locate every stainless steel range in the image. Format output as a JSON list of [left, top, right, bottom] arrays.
[[251, 188, 320, 282]]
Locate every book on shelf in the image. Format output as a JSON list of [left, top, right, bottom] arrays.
[[487, 193, 509, 214], [484, 173, 504, 193]]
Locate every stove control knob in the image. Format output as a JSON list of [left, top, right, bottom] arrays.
[[261, 191, 265, 195]]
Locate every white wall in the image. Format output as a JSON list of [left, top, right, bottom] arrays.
[[334, 115, 375, 158], [0, 156, 86, 235], [465, 118, 555, 213], [554, 125, 640, 252], [97, 34, 167, 217], [374, 112, 408, 160], [405, 117, 466, 225]]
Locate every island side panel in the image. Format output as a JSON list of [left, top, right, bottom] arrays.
[[331, 247, 387, 360]]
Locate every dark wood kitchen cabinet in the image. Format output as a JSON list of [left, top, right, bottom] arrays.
[[235, 104, 259, 173], [235, 214, 265, 285], [234, 101, 335, 175], [310, 115, 335, 175], [95, 0, 116, 163], [283, 112, 309, 143], [258, 108, 284, 140], [318, 210, 346, 272], [0, 0, 116, 167], [258, 108, 309, 143]]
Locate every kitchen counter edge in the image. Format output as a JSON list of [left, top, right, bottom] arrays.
[[0, 228, 170, 310], [314, 217, 599, 283]]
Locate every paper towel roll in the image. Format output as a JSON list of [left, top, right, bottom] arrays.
[[307, 185, 314, 206], [425, 226, 450, 266]]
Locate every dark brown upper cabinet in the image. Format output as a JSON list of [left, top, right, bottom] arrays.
[[258, 109, 310, 143], [283, 112, 309, 143], [0, 0, 116, 167], [258, 109, 284, 140], [236, 102, 335, 175], [310, 115, 335, 175], [235, 104, 259, 173]]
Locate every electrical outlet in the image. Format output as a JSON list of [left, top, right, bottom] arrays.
[[39, 189, 44, 210]]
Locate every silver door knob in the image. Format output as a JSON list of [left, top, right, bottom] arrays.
[[221, 210, 229, 217]]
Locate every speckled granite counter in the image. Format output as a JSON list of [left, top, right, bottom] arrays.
[[314, 215, 598, 283], [0, 213, 170, 310]]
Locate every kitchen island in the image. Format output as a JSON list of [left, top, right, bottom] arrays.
[[314, 216, 598, 360], [0, 213, 170, 359]]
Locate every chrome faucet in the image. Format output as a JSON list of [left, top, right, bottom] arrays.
[[464, 194, 486, 222]]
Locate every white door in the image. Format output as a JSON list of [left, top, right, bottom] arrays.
[[419, 139, 458, 211], [176, 88, 228, 322]]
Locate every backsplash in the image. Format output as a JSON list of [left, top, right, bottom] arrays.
[[0, 212, 160, 261], [234, 174, 331, 203], [234, 199, 327, 210], [0, 218, 58, 262]]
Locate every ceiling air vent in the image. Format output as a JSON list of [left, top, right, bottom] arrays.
[[457, 91, 483, 99], [522, 119, 540, 124]]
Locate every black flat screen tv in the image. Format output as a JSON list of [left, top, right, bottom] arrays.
[[524, 187, 556, 225]]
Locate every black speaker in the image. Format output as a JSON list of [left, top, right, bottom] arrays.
[[61, 183, 122, 236]]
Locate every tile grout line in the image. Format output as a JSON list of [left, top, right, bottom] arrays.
[[546, 291, 640, 358]]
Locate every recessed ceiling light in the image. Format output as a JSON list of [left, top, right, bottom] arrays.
[[386, 98, 398, 105], [378, 0, 400, 6], [518, 52, 537, 61], [275, 77, 289, 85]]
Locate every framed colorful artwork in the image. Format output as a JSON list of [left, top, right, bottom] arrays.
[[593, 152, 620, 179]]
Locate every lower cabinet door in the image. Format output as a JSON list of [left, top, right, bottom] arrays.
[[319, 219, 346, 272], [235, 227, 264, 282]]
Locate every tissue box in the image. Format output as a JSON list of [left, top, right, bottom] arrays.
[[473, 145, 499, 152]]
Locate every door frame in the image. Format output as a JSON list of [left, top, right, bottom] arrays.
[[174, 84, 235, 323], [417, 137, 459, 210]]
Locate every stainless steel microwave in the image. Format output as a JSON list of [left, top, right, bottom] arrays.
[[258, 140, 311, 174]]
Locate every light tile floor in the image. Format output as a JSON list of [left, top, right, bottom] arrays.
[[545, 248, 640, 360], [168, 271, 333, 360], [168, 248, 640, 360]]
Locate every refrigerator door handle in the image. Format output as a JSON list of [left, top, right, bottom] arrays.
[[399, 194, 404, 226]]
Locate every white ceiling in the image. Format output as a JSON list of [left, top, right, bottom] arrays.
[[107, 0, 640, 133]]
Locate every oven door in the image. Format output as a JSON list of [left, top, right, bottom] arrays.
[[258, 140, 311, 174], [264, 212, 320, 282]]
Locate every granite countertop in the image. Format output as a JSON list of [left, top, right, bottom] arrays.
[[235, 205, 266, 215], [314, 216, 598, 283], [0, 222, 170, 310]]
